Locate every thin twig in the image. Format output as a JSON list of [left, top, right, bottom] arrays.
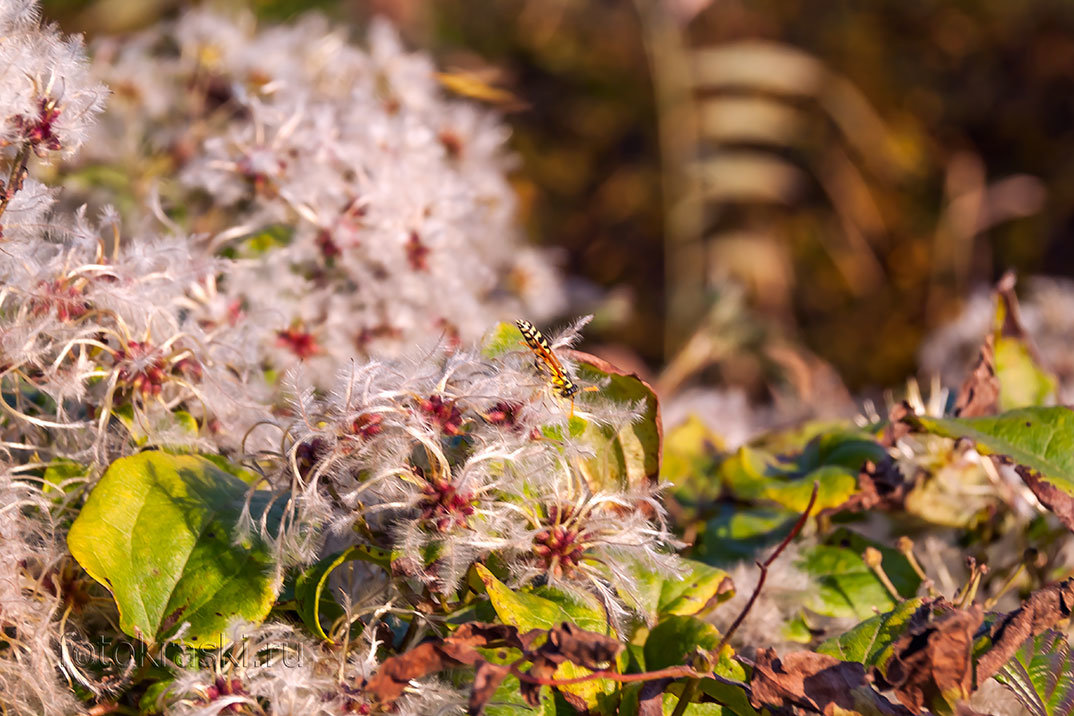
[[717, 481, 819, 650], [0, 143, 30, 222]]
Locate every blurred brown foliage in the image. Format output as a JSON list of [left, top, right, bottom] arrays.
[[43, 0, 1074, 392]]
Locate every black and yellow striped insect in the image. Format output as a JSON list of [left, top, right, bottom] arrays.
[[516, 319, 596, 417]]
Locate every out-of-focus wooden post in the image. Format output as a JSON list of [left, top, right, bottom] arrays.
[[635, 0, 706, 362]]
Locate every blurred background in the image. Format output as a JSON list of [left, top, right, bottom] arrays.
[[41, 0, 1074, 402]]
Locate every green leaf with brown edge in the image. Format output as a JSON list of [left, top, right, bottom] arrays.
[[797, 529, 922, 620], [909, 407, 1074, 494], [475, 564, 616, 711], [567, 349, 662, 492], [67, 452, 283, 648], [907, 407, 1074, 530], [717, 429, 885, 513], [994, 630, 1074, 716], [817, 597, 928, 676]]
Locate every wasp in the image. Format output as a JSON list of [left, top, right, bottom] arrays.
[[516, 319, 596, 417]]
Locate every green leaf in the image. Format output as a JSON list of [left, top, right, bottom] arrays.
[[483, 321, 524, 359], [695, 505, 797, 567], [569, 351, 662, 493], [994, 337, 1057, 411], [475, 564, 615, 709], [41, 458, 89, 497], [817, 597, 927, 674], [994, 630, 1074, 716], [797, 529, 921, 619], [294, 545, 390, 642], [644, 615, 722, 670], [990, 283, 1057, 410], [910, 407, 1074, 494], [217, 224, 293, 258], [716, 429, 884, 513], [484, 673, 560, 716], [661, 691, 732, 715], [698, 669, 759, 716], [67, 452, 283, 648], [665, 415, 724, 481], [657, 559, 734, 618], [477, 565, 609, 634], [642, 617, 757, 716]]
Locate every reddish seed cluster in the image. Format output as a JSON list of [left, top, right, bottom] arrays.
[[315, 228, 341, 260], [276, 324, 319, 359], [532, 507, 590, 579], [115, 340, 170, 398], [294, 437, 327, 479], [355, 323, 401, 350], [418, 394, 463, 435], [418, 476, 476, 531], [12, 97, 62, 155], [405, 230, 430, 271], [294, 414, 382, 478], [484, 400, 520, 427], [31, 278, 88, 322], [438, 129, 463, 159], [202, 676, 249, 714], [350, 412, 383, 440]]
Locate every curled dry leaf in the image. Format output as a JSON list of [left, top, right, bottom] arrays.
[[1017, 468, 1074, 534], [954, 334, 999, 418], [883, 401, 914, 448], [363, 621, 622, 714], [749, 648, 914, 716], [520, 622, 623, 707], [877, 605, 983, 714], [363, 622, 535, 711], [843, 456, 908, 513], [975, 578, 1074, 684]]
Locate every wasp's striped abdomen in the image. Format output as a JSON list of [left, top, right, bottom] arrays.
[[515, 319, 578, 399]]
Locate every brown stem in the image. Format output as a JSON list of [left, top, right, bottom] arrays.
[[717, 481, 820, 651], [0, 143, 30, 222]]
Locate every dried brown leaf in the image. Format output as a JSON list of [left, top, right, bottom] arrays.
[[638, 678, 675, 716], [541, 622, 623, 671], [843, 456, 908, 513], [884, 402, 914, 448], [519, 622, 623, 707], [750, 649, 913, 716], [365, 622, 534, 712], [954, 334, 999, 418], [470, 661, 511, 716], [1016, 467, 1074, 533], [879, 605, 983, 713], [364, 642, 461, 707]]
